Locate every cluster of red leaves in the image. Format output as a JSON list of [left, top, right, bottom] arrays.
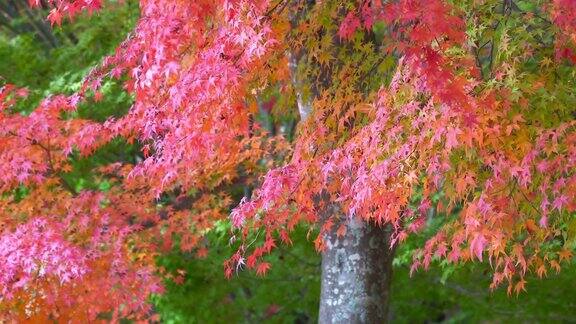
[[0, 174, 162, 320], [0, 86, 163, 317], [550, 0, 576, 63], [28, 0, 103, 26], [1, 0, 576, 320], [0, 0, 282, 320], [0, 84, 28, 110], [229, 0, 576, 294], [336, 0, 381, 40]]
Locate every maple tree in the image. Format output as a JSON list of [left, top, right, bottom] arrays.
[[0, 0, 575, 321]]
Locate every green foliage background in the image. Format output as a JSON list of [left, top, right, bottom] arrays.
[[1, 1, 575, 323]]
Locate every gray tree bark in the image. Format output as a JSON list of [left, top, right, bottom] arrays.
[[318, 217, 395, 323]]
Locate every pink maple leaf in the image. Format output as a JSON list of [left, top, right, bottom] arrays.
[[552, 194, 569, 211], [470, 233, 487, 261], [338, 11, 361, 40]]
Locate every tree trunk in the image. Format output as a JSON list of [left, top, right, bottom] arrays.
[[319, 217, 395, 323], [287, 2, 396, 322], [15, 0, 60, 48], [289, 34, 396, 324]]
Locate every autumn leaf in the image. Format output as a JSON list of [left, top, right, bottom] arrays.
[[256, 262, 271, 276]]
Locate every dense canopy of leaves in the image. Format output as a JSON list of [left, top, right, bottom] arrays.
[[0, 0, 575, 321]]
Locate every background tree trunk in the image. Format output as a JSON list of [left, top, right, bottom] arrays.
[[0, 0, 66, 50]]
